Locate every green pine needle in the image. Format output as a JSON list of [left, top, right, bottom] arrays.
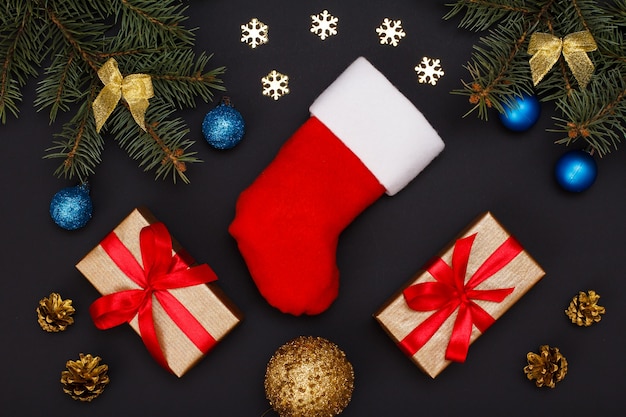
[[1, 0, 225, 183], [445, 0, 626, 155]]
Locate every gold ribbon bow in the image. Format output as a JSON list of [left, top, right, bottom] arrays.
[[92, 58, 154, 133], [527, 31, 597, 89]]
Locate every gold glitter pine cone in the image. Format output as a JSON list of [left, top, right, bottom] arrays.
[[61, 353, 110, 402], [524, 345, 567, 388], [565, 290, 605, 327], [264, 336, 355, 417], [36, 292, 75, 332]]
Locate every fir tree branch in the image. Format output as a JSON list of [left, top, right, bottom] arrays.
[[44, 81, 103, 181], [34, 49, 87, 122], [148, 51, 226, 108], [552, 69, 626, 155], [448, 0, 558, 119], [144, 120, 194, 184], [44, 7, 96, 72], [108, 99, 199, 183], [0, 17, 28, 123], [0, 3, 44, 123], [572, 0, 592, 32], [116, 0, 194, 47], [444, 0, 536, 31], [5, 0, 225, 183], [607, 0, 626, 24], [447, 0, 626, 155], [455, 21, 536, 118], [98, 48, 164, 59]]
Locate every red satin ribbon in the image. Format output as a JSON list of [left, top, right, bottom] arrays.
[[399, 233, 522, 363], [89, 222, 218, 373]]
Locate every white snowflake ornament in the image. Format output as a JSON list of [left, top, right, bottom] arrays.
[[262, 70, 290, 100], [376, 18, 406, 47], [415, 57, 445, 86], [241, 18, 268, 49], [310, 10, 338, 40]]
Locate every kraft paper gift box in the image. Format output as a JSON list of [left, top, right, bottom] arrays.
[[76, 207, 243, 377], [374, 212, 545, 378]]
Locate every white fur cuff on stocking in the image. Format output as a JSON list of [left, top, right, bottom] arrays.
[[309, 56, 445, 196]]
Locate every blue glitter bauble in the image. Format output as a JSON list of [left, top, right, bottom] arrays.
[[49, 183, 93, 230], [498, 94, 541, 132], [554, 150, 597, 192], [201, 101, 245, 150]]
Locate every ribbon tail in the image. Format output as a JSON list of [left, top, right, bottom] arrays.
[[445, 304, 474, 363], [123, 74, 154, 132], [137, 296, 172, 373], [469, 302, 498, 334], [564, 51, 594, 89], [445, 302, 497, 363], [399, 302, 458, 357], [528, 50, 561, 86], [126, 97, 150, 131], [93, 85, 122, 133]]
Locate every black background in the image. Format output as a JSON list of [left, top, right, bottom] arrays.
[[2, 1, 625, 415]]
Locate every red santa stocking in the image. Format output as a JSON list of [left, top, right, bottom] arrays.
[[229, 57, 445, 315]]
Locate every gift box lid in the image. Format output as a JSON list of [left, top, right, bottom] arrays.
[[374, 211, 545, 378], [76, 206, 243, 377]]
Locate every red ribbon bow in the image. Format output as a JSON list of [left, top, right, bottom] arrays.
[[399, 233, 522, 363], [90, 222, 218, 373]]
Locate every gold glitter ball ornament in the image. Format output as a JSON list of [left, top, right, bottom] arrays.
[[565, 290, 605, 327], [61, 353, 110, 401], [36, 292, 75, 332], [264, 336, 354, 417], [524, 345, 568, 388]]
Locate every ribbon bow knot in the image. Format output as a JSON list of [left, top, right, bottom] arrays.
[[528, 30, 597, 89], [89, 222, 218, 373], [92, 58, 154, 133], [400, 233, 522, 363]]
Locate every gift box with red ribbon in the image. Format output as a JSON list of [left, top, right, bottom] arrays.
[[374, 212, 545, 378], [76, 207, 243, 377]]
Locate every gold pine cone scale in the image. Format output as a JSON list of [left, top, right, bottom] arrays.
[[36, 292, 75, 332], [565, 290, 605, 327], [61, 353, 110, 402], [524, 345, 567, 388]]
